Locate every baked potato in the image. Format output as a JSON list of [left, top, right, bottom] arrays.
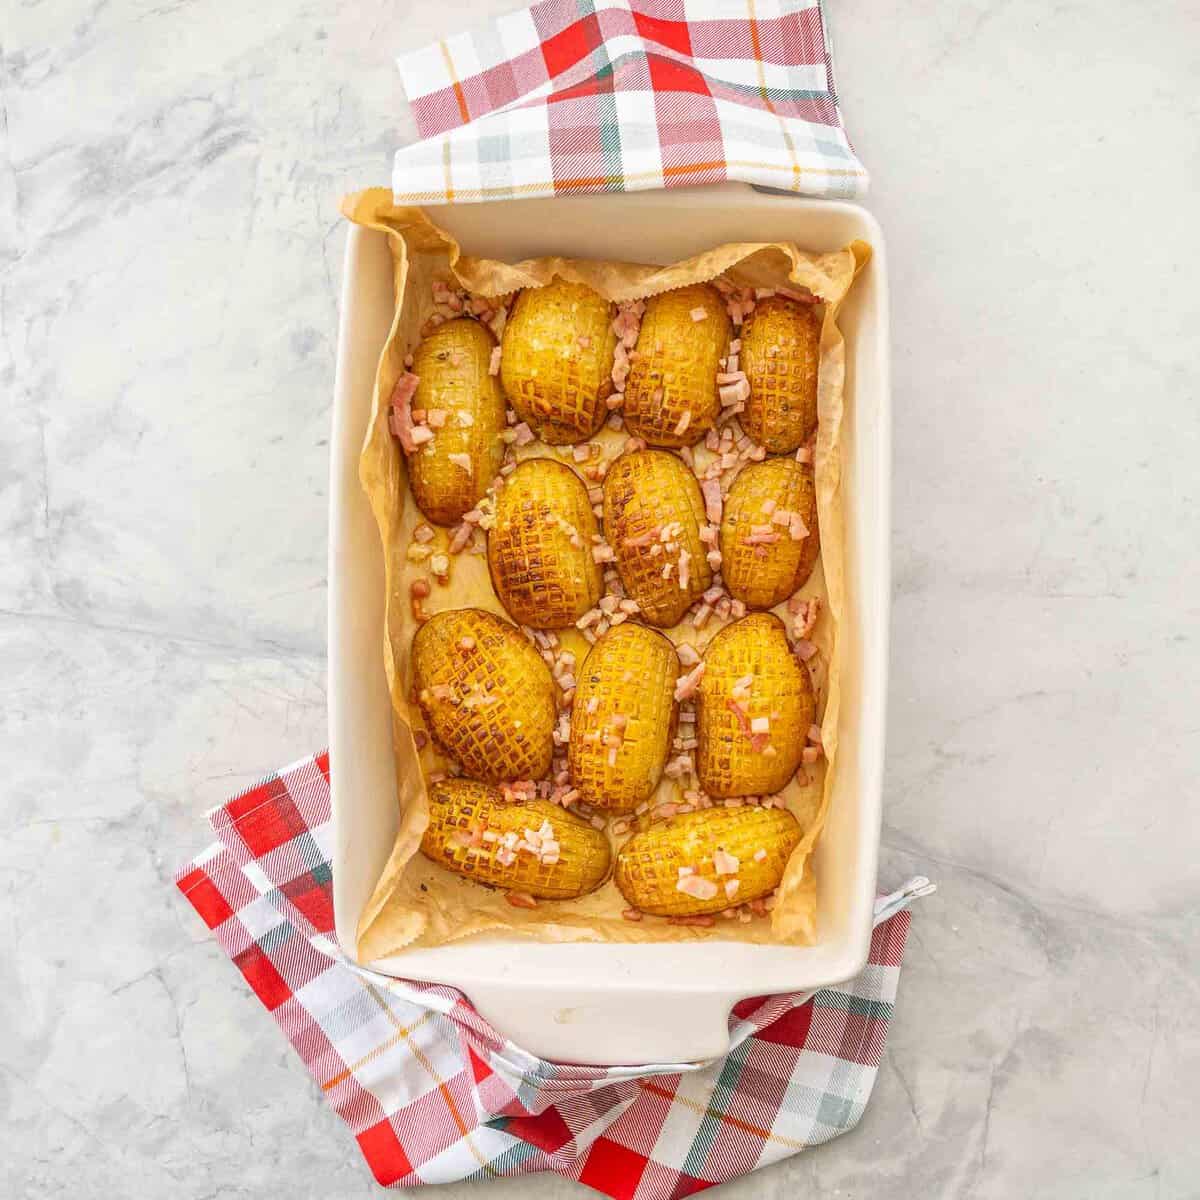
[[569, 624, 679, 811], [719, 456, 820, 610], [614, 806, 801, 916], [696, 613, 813, 797], [740, 295, 820, 453], [501, 279, 618, 444], [412, 608, 556, 782], [407, 319, 507, 525], [421, 779, 611, 899], [623, 283, 730, 447], [602, 449, 713, 627], [487, 457, 603, 629]]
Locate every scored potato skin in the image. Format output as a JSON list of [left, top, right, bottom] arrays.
[[623, 283, 731, 447], [501, 279, 618, 444], [569, 624, 680, 811], [614, 806, 801, 916], [740, 296, 821, 453], [602, 449, 713, 627], [697, 613, 814, 798], [409, 319, 507, 525], [412, 608, 556, 783], [487, 458, 603, 629], [421, 780, 611, 899], [720, 457, 820, 610]]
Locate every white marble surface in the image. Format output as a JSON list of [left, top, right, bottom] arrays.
[[3, 0, 1199, 1195]]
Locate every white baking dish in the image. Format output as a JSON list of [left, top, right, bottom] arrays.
[[328, 183, 889, 1066]]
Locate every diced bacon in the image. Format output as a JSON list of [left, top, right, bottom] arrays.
[[802, 745, 822, 764], [413, 523, 436, 545], [488, 346, 502, 375], [448, 523, 474, 554], [674, 661, 705, 701], [409, 578, 430, 622], [790, 515, 809, 540], [430, 553, 450, 578], [691, 602, 714, 630], [700, 477, 723, 524], [426, 409, 448, 429], [623, 527, 661, 549], [779, 286, 817, 303], [677, 642, 700, 667], [719, 376, 751, 407], [505, 892, 537, 910], [410, 425, 435, 447], [713, 849, 739, 876], [724, 879, 740, 900], [794, 639, 819, 661], [676, 874, 719, 900], [621, 908, 644, 922], [808, 724, 823, 744], [448, 452, 472, 473], [730, 599, 746, 619], [576, 608, 602, 631], [674, 410, 692, 437], [592, 543, 615, 564], [745, 529, 782, 546], [706, 549, 722, 570], [750, 716, 770, 734], [388, 372, 421, 452], [795, 446, 814, 464]]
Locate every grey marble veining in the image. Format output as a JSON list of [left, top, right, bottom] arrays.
[[3, 1, 1199, 1196]]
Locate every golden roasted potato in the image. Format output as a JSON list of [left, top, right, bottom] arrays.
[[720, 457, 820, 610], [407, 319, 507, 525], [501, 279, 618, 444], [623, 284, 730, 447], [487, 458, 603, 629], [412, 608, 556, 782], [614, 806, 801, 916], [569, 624, 679, 811], [602, 449, 713, 627], [740, 296, 820, 453], [421, 779, 611, 899], [696, 613, 813, 797]]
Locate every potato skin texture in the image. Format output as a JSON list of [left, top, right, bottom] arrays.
[[720, 457, 820, 610], [697, 613, 814, 798], [740, 296, 821, 453], [501, 280, 618, 444], [569, 624, 680, 811], [615, 806, 801, 916], [412, 608, 556, 782], [602, 450, 713, 628], [487, 458, 603, 629], [409, 319, 507, 525], [623, 284, 731, 447], [421, 780, 611, 899]]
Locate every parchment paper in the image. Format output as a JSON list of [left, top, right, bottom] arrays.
[[340, 188, 869, 958]]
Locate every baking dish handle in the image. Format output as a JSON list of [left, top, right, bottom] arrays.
[[466, 985, 737, 1068]]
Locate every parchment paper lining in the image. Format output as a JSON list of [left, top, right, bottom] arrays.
[[340, 189, 869, 958]]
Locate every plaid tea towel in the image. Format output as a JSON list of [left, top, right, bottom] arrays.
[[176, 752, 931, 1195], [393, 0, 867, 205]]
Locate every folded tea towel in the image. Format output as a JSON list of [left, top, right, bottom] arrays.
[[177, 752, 932, 1195], [392, 0, 868, 205]]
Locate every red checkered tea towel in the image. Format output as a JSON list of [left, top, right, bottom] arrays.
[[176, 752, 932, 1194], [393, 0, 867, 205]]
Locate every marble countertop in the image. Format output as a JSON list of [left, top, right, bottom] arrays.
[[4, 1, 1199, 1196]]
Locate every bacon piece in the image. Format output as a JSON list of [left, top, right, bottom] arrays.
[[676, 874, 719, 900], [505, 892, 538, 910], [674, 662, 706, 702], [488, 346, 502, 376]]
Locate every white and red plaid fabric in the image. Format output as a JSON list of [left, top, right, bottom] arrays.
[[176, 752, 930, 1195], [393, 0, 867, 205]]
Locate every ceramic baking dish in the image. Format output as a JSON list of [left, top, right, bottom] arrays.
[[328, 183, 889, 1066]]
